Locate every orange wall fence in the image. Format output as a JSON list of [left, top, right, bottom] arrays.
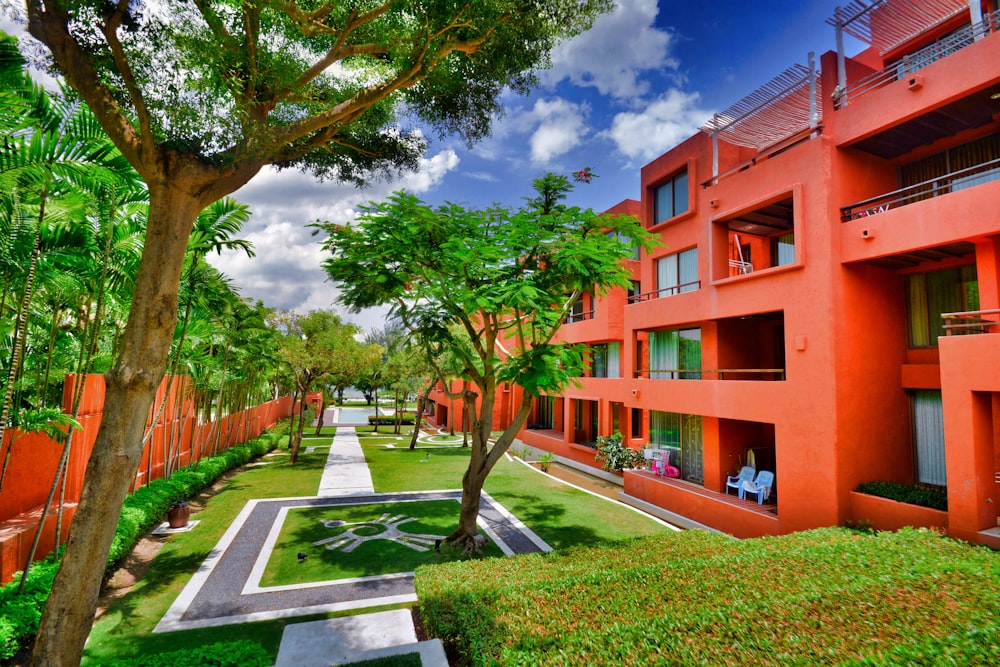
[[0, 374, 294, 584]]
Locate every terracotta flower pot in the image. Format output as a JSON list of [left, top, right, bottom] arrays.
[[167, 501, 191, 528]]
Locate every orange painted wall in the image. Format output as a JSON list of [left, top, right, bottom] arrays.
[[0, 375, 294, 583]]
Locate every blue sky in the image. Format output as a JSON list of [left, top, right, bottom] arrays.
[[214, 0, 861, 331], [2, 1, 862, 331]]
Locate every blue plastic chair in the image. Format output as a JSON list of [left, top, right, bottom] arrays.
[[741, 470, 774, 504], [725, 466, 755, 496]]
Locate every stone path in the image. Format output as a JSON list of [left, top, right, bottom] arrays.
[[155, 412, 550, 666]]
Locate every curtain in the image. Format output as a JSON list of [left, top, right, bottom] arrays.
[[912, 391, 946, 487], [679, 248, 698, 293], [607, 342, 621, 378], [649, 330, 678, 379]]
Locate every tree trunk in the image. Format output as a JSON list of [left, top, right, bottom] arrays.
[[409, 379, 435, 450], [289, 391, 308, 464], [29, 187, 201, 667], [313, 389, 325, 436], [449, 388, 533, 547]]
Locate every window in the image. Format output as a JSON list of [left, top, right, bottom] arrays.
[[649, 411, 704, 484], [911, 391, 946, 487], [770, 233, 795, 267], [653, 170, 689, 223], [607, 230, 641, 260], [656, 248, 698, 297], [535, 396, 554, 429], [906, 265, 978, 348], [627, 280, 641, 301], [631, 408, 642, 438], [591, 342, 621, 378], [648, 328, 701, 379], [568, 292, 593, 323]]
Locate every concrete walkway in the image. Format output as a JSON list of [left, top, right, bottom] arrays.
[[317, 428, 375, 497], [276, 422, 447, 667]]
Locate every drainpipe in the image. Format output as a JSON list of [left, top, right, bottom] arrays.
[[808, 51, 818, 136], [711, 113, 719, 181], [834, 6, 847, 106]]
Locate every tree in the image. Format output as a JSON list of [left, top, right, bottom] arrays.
[[318, 173, 656, 550], [277, 310, 379, 463], [15, 1, 613, 661]]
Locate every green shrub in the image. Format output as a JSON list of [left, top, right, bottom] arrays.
[[102, 641, 270, 667], [417, 527, 999, 666], [593, 432, 642, 472], [0, 432, 277, 662], [368, 413, 415, 425], [855, 480, 948, 511], [0, 557, 59, 661]]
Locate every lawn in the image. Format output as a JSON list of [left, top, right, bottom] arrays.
[[82, 443, 332, 666], [260, 500, 502, 586], [83, 428, 669, 666], [361, 434, 672, 548]]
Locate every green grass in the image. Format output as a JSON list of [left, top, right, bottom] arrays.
[[260, 500, 501, 586], [363, 439, 670, 548], [417, 527, 1000, 666], [82, 445, 331, 666], [347, 653, 422, 666]]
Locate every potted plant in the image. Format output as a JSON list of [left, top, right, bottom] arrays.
[[167, 500, 191, 528]]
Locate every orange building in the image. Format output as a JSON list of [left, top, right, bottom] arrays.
[[484, 0, 1000, 547]]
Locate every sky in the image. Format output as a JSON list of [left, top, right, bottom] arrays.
[[2, 0, 864, 333]]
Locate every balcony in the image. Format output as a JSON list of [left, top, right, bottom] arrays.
[[833, 10, 1000, 109], [942, 309, 1000, 335], [627, 280, 700, 304], [841, 156, 1000, 221]]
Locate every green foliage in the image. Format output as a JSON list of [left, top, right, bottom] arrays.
[[0, 433, 277, 661], [855, 481, 948, 511], [101, 641, 270, 667], [0, 558, 58, 661], [593, 432, 642, 472], [368, 414, 415, 426], [538, 451, 555, 471], [416, 527, 1000, 666]]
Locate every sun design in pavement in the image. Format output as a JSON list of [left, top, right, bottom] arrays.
[[312, 513, 448, 553]]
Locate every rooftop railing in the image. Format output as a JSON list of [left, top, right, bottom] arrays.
[[834, 10, 999, 109], [840, 156, 1000, 221]]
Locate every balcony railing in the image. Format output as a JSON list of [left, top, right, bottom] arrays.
[[840, 157, 1000, 221], [942, 309, 1000, 335], [834, 10, 999, 109], [627, 281, 701, 304], [635, 368, 786, 380], [566, 309, 596, 323]]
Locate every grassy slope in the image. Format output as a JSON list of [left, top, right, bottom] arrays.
[[416, 527, 1000, 666]]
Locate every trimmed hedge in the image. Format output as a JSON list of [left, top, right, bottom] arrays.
[[416, 527, 1000, 666], [102, 641, 270, 667], [0, 429, 281, 663], [855, 480, 948, 511], [368, 413, 415, 426]]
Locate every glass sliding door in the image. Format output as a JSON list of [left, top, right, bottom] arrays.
[[649, 410, 704, 484]]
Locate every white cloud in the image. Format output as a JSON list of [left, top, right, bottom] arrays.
[[542, 0, 677, 101], [606, 89, 712, 162], [527, 98, 588, 164], [208, 149, 460, 327]]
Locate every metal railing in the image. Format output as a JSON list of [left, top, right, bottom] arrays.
[[942, 309, 1000, 335], [841, 157, 1000, 221], [566, 309, 596, 323], [834, 11, 999, 109], [635, 368, 786, 381], [627, 281, 701, 304]]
